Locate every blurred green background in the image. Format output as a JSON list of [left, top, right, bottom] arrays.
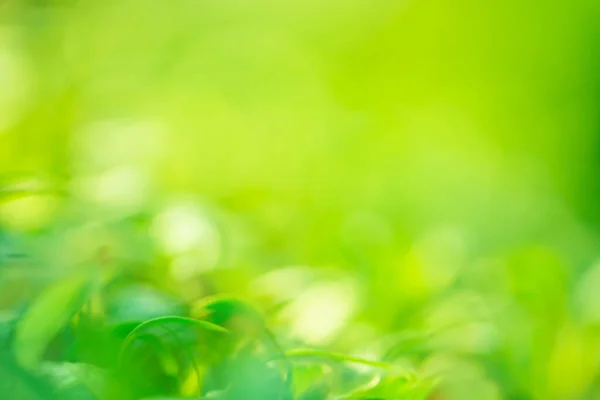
[[1, 0, 600, 398]]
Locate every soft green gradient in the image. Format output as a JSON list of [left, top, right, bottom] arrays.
[[1, 0, 600, 398]]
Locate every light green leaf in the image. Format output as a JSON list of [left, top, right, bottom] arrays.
[[14, 272, 94, 368]]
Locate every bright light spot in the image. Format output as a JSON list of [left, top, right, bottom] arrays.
[[576, 261, 600, 323], [283, 279, 359, 344], [250, 266, 314, 301], [75, 119, 165, 171], [153, 203, 221, 272], [350, 349, 384, 373], [80, 165, 149, 209]]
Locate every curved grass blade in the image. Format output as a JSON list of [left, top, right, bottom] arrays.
[[118, 316, 229, 364], [118, 316, 229, 398], [193, 296, 293, 393], [278, 349, 396, 370]]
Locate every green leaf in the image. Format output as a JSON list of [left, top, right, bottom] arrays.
[[192, 296, 265, 336], [118, 316, 230, 398], [119, 316, 229, 361], [14, 272, 94, 368]]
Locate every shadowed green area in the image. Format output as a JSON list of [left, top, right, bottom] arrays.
[[1, 0, 600, 399]]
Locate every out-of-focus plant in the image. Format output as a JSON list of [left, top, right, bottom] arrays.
[[1, 0, 600, 398], [0, 195, 436, 399]]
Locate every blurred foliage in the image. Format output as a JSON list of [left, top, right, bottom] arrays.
[[1, 0, 600, 399]]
